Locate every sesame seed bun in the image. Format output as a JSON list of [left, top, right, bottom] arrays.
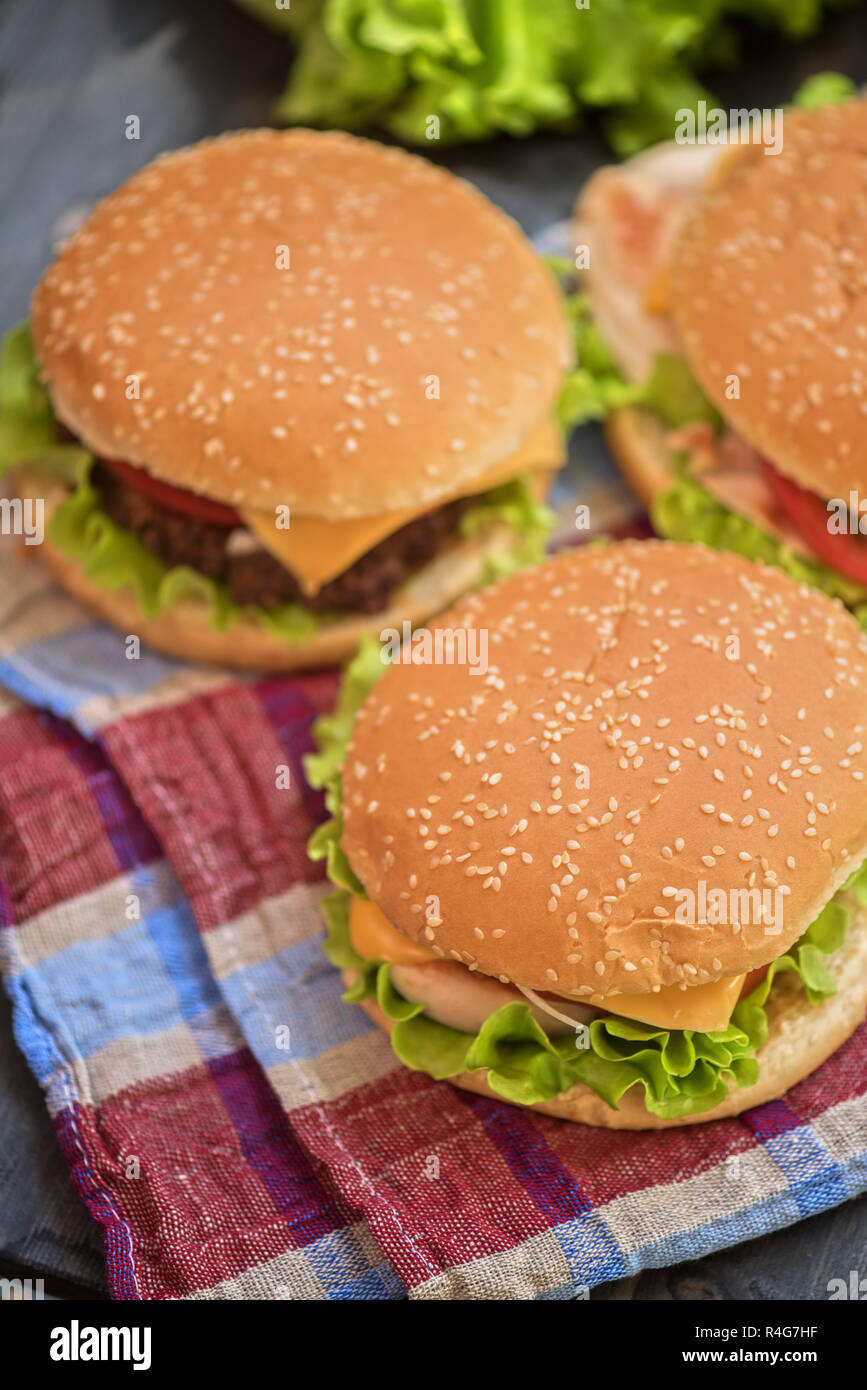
[[29, 484, 527, 672], [348, 884, 867, 1127], [341, 541, 867, 1000], [671, 100, 867, 501], [30, 129, 570, 519]]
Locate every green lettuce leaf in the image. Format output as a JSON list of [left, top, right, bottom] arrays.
[[306, 636, 386, 816], [393, 1012, 474, 1080], [320, 889, 365, 970], [305, 635, 388, 895], [45, 460, 322, 641], [461, 475, 555, 583], [0, 324, 89, 481], [653, 470, 867, 628], [555, 290, 643, 429], [310, 636, 867, 1119], [233, 0, 320, 36], [640, 353, 723, 431], [47, 463, 551, 643], [793, 72, 857, 108], [554, 287, 719, 433]]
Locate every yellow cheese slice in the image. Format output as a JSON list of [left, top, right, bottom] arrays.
[[349, 898, 745, 1032], [350, 898, 439, 967], [597, 973, 746, 1033], [239, 418, 563, 596]]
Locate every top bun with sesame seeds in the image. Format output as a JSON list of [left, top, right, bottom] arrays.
[[340, 541, 867, 1001], [30, 128, 570, 518], [670, 99, 867, 503]]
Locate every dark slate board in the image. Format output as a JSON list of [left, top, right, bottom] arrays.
[[0, 0, 865, 1300], [0, 989, 106, 1293]]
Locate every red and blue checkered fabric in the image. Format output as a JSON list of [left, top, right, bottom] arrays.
[[0, 470, 864, 1299]]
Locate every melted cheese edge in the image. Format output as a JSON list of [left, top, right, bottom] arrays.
[[587, 975, 745, 1032], [239, 419, 563, 595], [350, 898, 440, 966], [348, 899, 745, 1032]]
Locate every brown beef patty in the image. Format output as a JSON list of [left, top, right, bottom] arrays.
[[92, 464, 477, 614]]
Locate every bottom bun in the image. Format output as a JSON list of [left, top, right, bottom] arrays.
[[604, 405, 674, 512], [31, 483, 540, 672], [347, 891, 867, 1129]]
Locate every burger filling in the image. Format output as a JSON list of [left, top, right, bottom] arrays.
[[567, 116, 867, 624], [0, 323, 558, 636], [324, 834, 861, 1122], [347, 896, 750, 1035], [93, 460, 476, 614]]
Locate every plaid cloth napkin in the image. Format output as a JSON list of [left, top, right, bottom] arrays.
[[0, 425, 865, 1300]]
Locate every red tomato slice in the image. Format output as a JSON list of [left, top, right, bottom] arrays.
[[761, 459, 867, 585], [99, 456, 240, 527]]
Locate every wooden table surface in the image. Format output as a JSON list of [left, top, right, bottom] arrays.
[[0, 0, 865, 1301]]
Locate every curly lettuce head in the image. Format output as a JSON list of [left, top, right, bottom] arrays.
[[235, 1, 845, 155]]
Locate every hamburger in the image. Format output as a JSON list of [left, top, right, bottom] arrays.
[[307, 541, 867, 1128], [0, 129, 570, 670], [574, 98, 867, 627]]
